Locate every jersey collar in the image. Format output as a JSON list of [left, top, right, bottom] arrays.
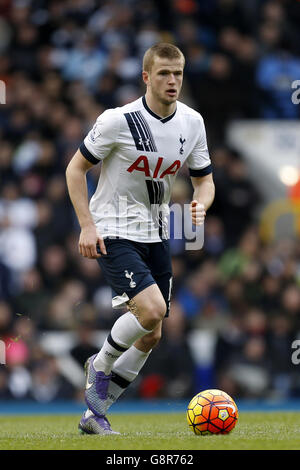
[[142, 96, 177, 123]]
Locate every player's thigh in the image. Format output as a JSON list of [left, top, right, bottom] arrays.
[[97, 238, 155, 307]]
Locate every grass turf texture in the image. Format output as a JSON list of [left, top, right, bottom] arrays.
[[0, 412, 299, 450]]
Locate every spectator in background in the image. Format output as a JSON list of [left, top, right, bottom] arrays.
[[0, 367, 11, 399], [255, 1, 300, 118], [225, 336, 271, 398], [280, 283, 300, 331], [0, 301, 13, 337], [213, 152, 262, 245], [219, 228, 261, 281], [30, 356, 74, 402], [267, 314, 295, 398], [256, 42, 300, 119], [188, 53, 240, 143], [204, 216, 225, 257], [13, 268, 50, 327], [70, 323, 100, 369], [43, 279, 88, 330], [5, 339, 31, 400], [0, 261, 14, 300], [61, 33, 107, 89]]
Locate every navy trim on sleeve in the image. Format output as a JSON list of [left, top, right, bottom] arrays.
[[79, 142, 99, 165], [189, 164, 212, 177]]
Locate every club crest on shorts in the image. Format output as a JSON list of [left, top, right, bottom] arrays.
[[125, 270, 136, 288]]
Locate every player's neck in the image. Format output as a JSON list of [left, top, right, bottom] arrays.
[[144, 92, 176, 119]]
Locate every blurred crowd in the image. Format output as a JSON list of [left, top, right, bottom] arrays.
[[0, 0, 300, 404]]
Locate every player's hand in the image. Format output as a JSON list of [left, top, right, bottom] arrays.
[[79, 224, 107, 259], [189, 200, 206, 226]]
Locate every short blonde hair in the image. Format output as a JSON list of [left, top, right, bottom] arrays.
[[143, 43, 185, 72]]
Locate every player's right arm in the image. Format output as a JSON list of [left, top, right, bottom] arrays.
[[65, 149, 106, 259]]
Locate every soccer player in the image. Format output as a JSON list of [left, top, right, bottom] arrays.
[[66, 43, 215, 435]]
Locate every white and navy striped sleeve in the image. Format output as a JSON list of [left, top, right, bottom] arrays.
[[186, 116, 212, 177], [79, 108, 120, 164]]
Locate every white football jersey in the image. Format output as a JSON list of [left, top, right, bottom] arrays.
[[80, 96, 212, 243]]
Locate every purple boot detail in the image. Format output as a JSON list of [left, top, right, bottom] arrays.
[[84, 354, 112, 417], [78, 412, 120, 435]]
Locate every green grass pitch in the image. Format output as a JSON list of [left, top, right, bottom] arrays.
[[0, 412, 299, 450]]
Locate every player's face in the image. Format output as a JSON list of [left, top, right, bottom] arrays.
[[144, 56, 184, 106]]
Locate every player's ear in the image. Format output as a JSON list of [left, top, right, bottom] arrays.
[[142, 70, 149, 85]]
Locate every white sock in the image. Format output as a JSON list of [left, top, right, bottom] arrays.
[[108, 346, 152, 410], [93, 311, 152, 374], [113, 345, 151, 382]]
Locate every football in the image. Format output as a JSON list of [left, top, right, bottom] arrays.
[[187, 389, 238, 435]]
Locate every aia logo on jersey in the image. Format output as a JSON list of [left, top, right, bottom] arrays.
[[127, 155, 181, 178]]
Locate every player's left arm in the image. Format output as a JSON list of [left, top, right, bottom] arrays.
[[190, 173, 215, 226]]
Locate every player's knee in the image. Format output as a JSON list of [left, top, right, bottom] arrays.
[[141, 299, 166, 330], [140, 328, 162, 349]]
